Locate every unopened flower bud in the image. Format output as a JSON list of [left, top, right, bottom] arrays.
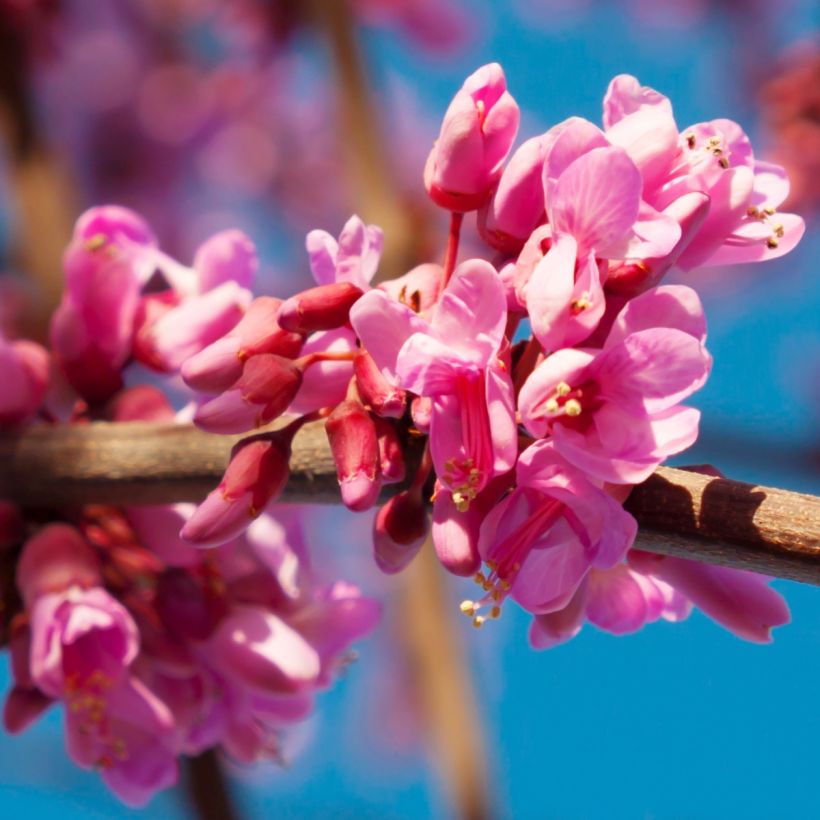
[[182, 297, 305, 394], [181, 432, 293, 547], [325, 400, 381, 512], [375, 417, 406, 484], [277, 282, 364, 334], [478, 134, 548, 253], [354, 350, 406, 418], [424, 63, 520, 212], [194, 354, 303, 434], [373, 491, 428, 574]]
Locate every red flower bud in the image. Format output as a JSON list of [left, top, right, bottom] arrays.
[[375, 417, 406, 484], [194, 354, 303, 434], [182, 296, 304, 394], [325, 400, 381, 512], [354, 350, 406, 418], [373, 491, 428, 574], [277, 282, 363, 334], [181, 431, 293, 547]]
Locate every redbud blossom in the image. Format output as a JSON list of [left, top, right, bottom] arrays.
[[424, 62, 520, 212], [182, 296, 304, 394]]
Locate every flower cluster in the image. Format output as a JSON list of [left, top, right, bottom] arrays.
[[0, 64, 803, 805], [2, 389, 378, 806], [182, 65, 799, 643]]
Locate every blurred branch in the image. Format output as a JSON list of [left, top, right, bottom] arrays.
[[308, 0, 421, 280], [2, 422, 819, 584], [399, 545, 490, 820], [0, 16, 74, 339], [183, 750, 239, 820]]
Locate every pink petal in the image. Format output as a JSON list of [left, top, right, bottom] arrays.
[[432, 259, 507, 364], [550, 146, 643, 258], [349, 289, 429, 381], [606, 285, 707, 346], [528, 579, 588, 649], [652, 559, 790, 643]]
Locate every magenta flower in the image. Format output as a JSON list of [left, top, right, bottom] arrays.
[[351, 259, 516, 510], [134, 229, 256, 372], [629, 550, 791, 643], [424, 63, 520, 211], [50, 206, 156, 403], [519, 284, 712, 484], [513, 117, 682, 351], [0, 334, 49, 426], [468, 440, 637, 620], [305, 214, 383, 290], [604, 77, 806, 270], [529, 563, 690, 649], [478, 133, 550, 253]]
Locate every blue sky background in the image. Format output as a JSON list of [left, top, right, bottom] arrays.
[[1, 2, 818, 817]]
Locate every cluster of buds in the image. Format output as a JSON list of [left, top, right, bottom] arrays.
[[0, 63, 804, 806]]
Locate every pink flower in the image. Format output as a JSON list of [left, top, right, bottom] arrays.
[[50, 206, 156, 403], [519, 285, 712, 484], [193, 353, 303, 434], [0, 334, 49, 426], [529, 563, 690, 649], [182, 296, 304, 394], [351, 259, 516, 510], [629, 550, 791, 643], [424, 63, 520, 211], [478, 133, 550, 253], [133, 229, 256, 372], [305, 214, 383, 290], [516, 118, 681, 351], [603, 77, 806, 270], [467, 440, 636, 621]]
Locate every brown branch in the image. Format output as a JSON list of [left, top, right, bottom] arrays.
[[182, 750, 240, 820], [1, 422, 819, 585]]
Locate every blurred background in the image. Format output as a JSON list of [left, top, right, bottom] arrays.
[[0, 0, 818, 817]]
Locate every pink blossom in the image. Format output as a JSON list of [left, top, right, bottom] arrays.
[[629, 551, 791, 643], [50, 206, 156, 403], [529, 563, 690, 649], [351, 259, 516, 510], [424, 63, 520, 211], [520, 285, 712, 484], [182, 296, 304, 394], [0, 334, 49, 426], [467, 441, 637, 621], [134, 229, 256, 372], [181, 432, 294, 547], [305, 214, 383, 290]]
